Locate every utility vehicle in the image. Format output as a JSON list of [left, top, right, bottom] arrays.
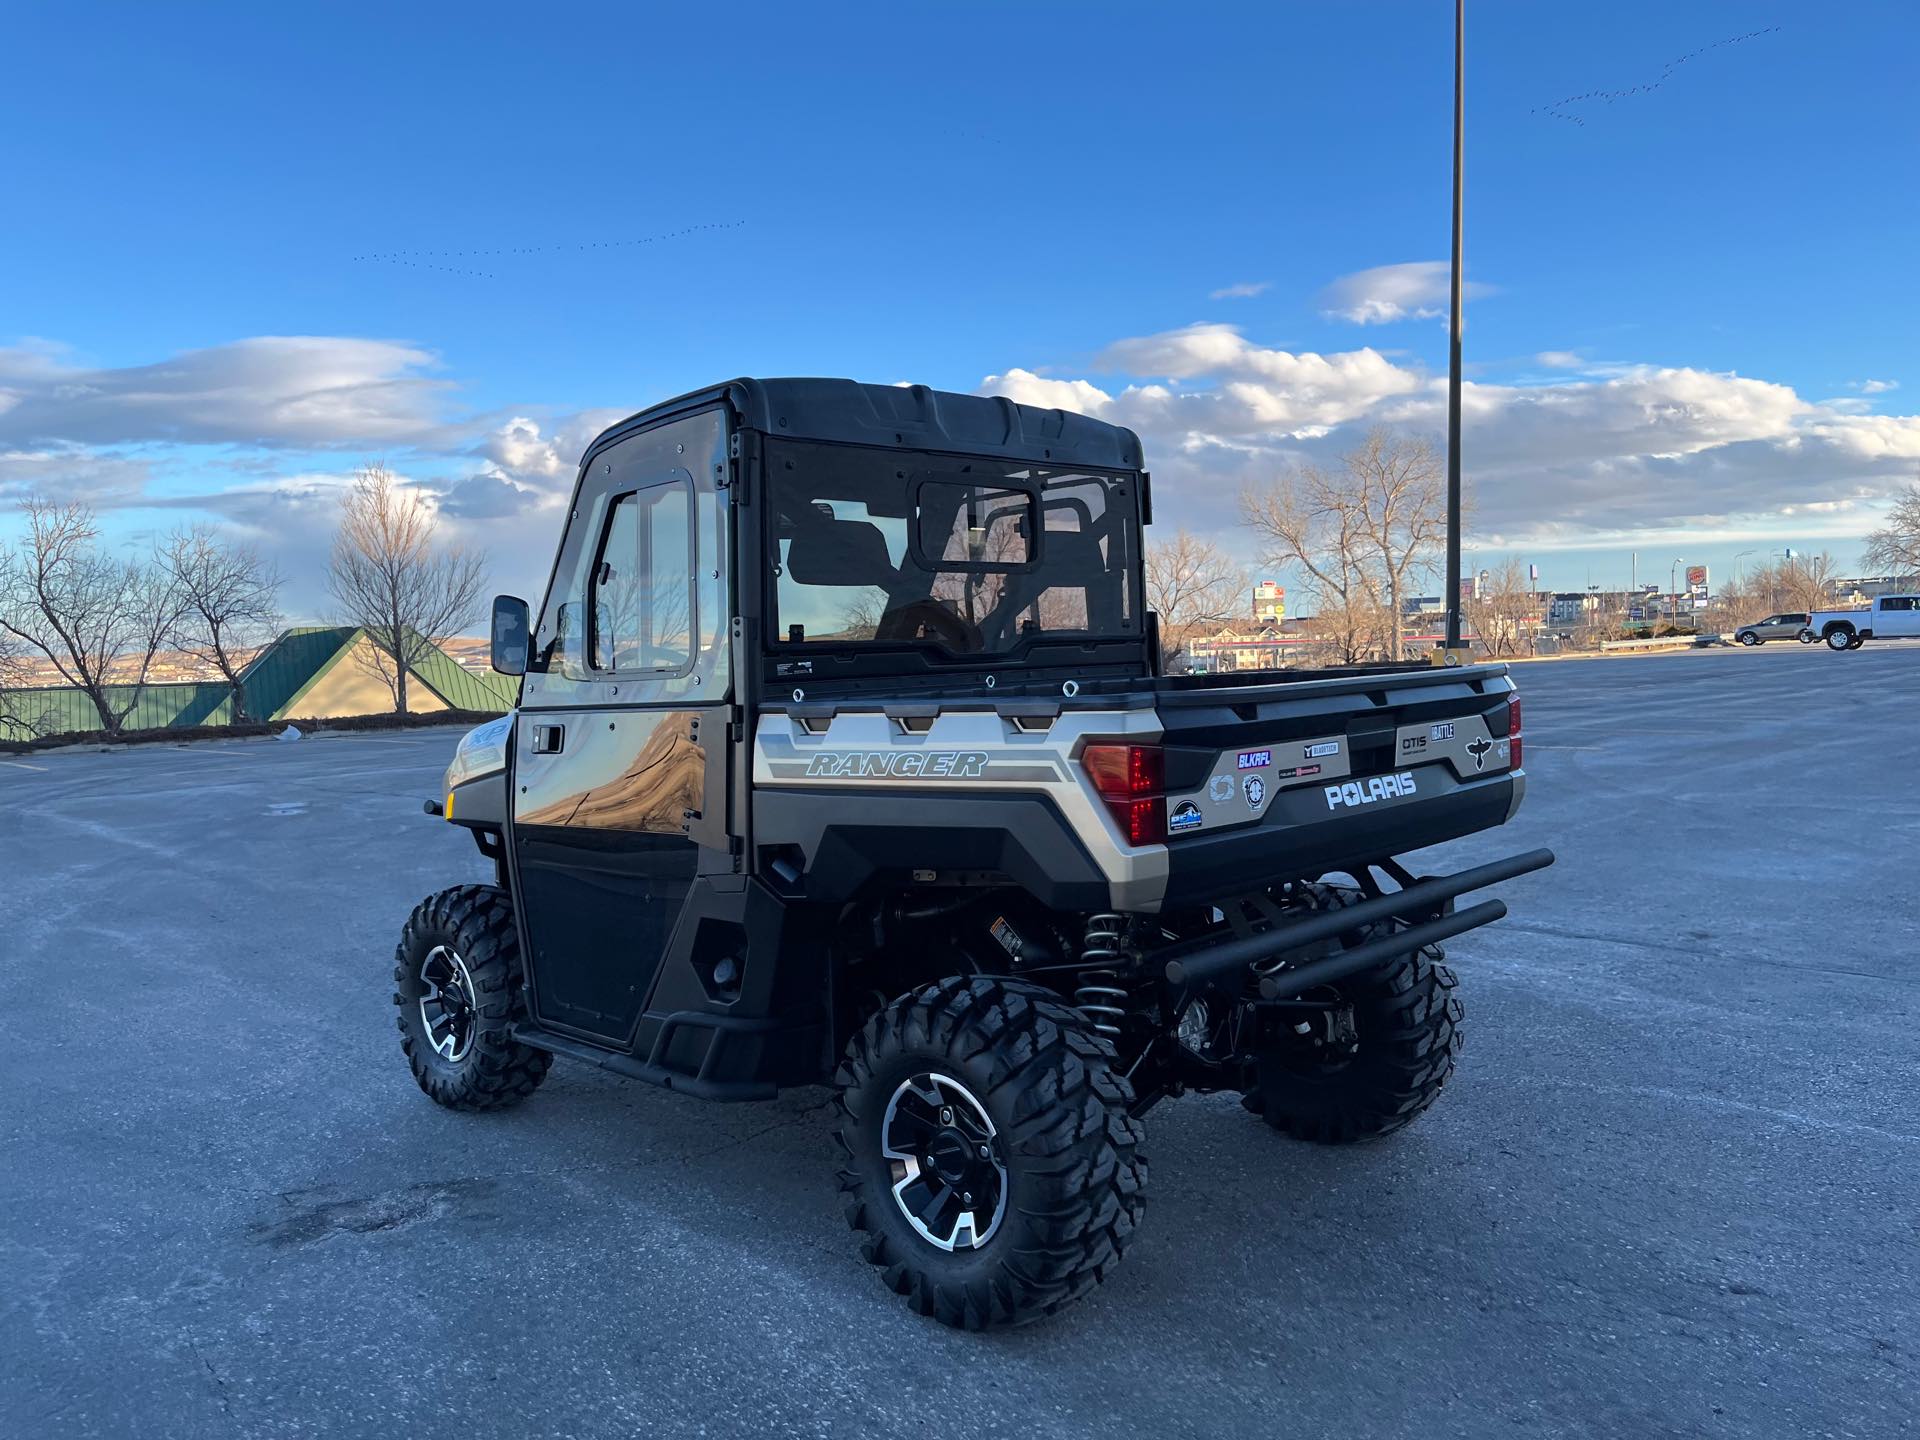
[[396, 378, 1554, 1328]]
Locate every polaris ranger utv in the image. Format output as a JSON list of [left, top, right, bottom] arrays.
[[397, 378, 1553, 1328]]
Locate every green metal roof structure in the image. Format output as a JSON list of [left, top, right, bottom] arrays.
[[2, 627, 515, 741]]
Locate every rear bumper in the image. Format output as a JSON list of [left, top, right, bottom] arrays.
[[1161, 846, 1557, 996]]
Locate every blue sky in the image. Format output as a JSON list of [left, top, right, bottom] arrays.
[[3, 1, 1916, 615]]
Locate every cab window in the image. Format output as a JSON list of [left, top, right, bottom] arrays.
[[590, 480, 693, 673]]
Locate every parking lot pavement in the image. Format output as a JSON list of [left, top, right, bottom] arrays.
[[4, 642, 1918, 1440]]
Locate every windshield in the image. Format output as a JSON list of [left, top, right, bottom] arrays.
[[768, 440, 1138, 656]]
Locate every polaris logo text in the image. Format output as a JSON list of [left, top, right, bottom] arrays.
[[804, 750, 989, 779], [1324, 772, 1418, 809]]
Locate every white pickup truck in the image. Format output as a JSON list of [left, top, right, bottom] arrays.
[[1809, 594, 1920, 650]]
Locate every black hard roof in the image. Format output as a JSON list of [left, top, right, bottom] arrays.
[[580, 377, 1143, 472]]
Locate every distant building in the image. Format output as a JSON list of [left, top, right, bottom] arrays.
[[1187, 622, 1306, 673], [1, 626, 514, 741]]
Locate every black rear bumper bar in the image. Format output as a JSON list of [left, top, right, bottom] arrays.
[[1162, 847, 1556, 996]]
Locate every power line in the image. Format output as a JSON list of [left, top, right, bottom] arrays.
[[1532, 26, 1783, 128]]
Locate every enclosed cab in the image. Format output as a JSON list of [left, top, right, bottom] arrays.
[[402, 378, 1552, 1328]]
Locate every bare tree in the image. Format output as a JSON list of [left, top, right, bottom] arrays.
[[1467, 559, 1538, 657], [1241, 427, 1447, 663], [159, 525, 283, 722], [0, 498, 183, 735], [1863, 480, 1920, 581], [1144, 529, 1247, 665], [327, 463, 488, 715], [1777, 550, 1839, 614], [0, 623, 39, 741]]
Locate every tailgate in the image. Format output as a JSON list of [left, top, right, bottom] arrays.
[[1145, 665, 1521, 906]]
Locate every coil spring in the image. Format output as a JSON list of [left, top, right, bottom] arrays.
[[1076, 913, 1128, 1035]]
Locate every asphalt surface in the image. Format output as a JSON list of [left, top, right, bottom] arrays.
[[4, 642, 1919, 1439]]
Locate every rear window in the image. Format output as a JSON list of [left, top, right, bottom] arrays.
[[768, 441, 1136, 655]]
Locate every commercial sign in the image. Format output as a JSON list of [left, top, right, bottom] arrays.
[[1685, 564, 1709, 597], [1252, 580, 1285, 621]]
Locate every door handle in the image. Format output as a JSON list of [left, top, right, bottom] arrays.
[[532, 723, 565, 755]]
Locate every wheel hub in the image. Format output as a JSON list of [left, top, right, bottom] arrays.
[[418, 944, 478, 1064], [881, 1073, 1008, 1251]]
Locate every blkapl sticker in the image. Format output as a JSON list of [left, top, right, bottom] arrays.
[[1236, 749, 1271, 770]]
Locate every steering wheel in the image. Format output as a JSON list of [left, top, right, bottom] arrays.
[[875, 600, 983, 653]]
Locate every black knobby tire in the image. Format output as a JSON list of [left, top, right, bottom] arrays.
[[393, 884, 551, 1110], [1245, 945, 1463, 1144], [834, 976, 1148, 1329]]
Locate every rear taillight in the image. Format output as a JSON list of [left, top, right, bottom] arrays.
[[1508, 694, 1523, 770], [1081, 743, 1164, 798], [1081, 744, 1168, 845]]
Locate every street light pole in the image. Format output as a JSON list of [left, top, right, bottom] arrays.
[[1443, 0, 1466, 653]]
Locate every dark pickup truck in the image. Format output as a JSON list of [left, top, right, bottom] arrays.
[[395, 377, 1554, 1328]]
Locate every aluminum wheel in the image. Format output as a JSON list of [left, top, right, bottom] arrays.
[[417, 944, 478, 1063], [881, 1072, 1008, 1252]]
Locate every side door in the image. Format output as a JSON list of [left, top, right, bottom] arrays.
[[1879, 597, 1920, 637], [510, 406, 732, 1048]]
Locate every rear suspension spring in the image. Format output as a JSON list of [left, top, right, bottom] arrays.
[[1075, 913, 1128, 1036]]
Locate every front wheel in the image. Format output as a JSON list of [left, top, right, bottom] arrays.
[[835, 977, 1147, 1329], [1243, 945, 1463, 1144], [393, 885, 551, 1110], [1826, 628, 1855, 651]]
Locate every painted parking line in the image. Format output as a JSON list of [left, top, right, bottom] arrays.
[[1, 759, 49, 771]]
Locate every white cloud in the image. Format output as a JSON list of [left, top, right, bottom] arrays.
[[0, 337, 452, 448], [982, 323, 1920, 551], [1535, 350, 1583, 369], [1851, 378, 1899, 394], [1208, 281, 1271, 300], [1317, 261, 1493, 325]]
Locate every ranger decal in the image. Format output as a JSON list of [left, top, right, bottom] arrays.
[[804, 750, 990, 779]]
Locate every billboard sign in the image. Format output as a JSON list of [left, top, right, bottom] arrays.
[[1685, 564, 1709, 597], [1252, 580, 1285, 622]]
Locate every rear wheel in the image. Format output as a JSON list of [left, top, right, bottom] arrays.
[[1738, 631, 1759, 646], [1243, 945, 1463, 1144], [835, 976, 1147, 1329], [394, 884, 550, 1110], [1826, 627, 1855, 651]]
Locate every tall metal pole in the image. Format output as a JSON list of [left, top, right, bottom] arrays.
[[1443, 0, 1466, 651]]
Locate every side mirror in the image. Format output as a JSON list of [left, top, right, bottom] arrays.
[[490, 594, 531, 676]]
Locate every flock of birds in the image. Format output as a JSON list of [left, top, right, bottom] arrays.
[[1533, 25, 1783, 128], [350, 220, 748, 280]]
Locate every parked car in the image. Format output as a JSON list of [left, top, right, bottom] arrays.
[[1733, 612, 1811, 645], [1809, 595, 1920, 651]]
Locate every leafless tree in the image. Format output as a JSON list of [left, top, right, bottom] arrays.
[[1863, 480, 1920, 581], [327, 463, 488, 714], [0, 498, 184, 735], [1144, 529, 1247, 665], [1241, 427, 1447, 662], [158, 525, 283, 722], [0, 624, 39, 740], [1467, 558, 1538, 658], [1777, 550, 1839, 614]]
